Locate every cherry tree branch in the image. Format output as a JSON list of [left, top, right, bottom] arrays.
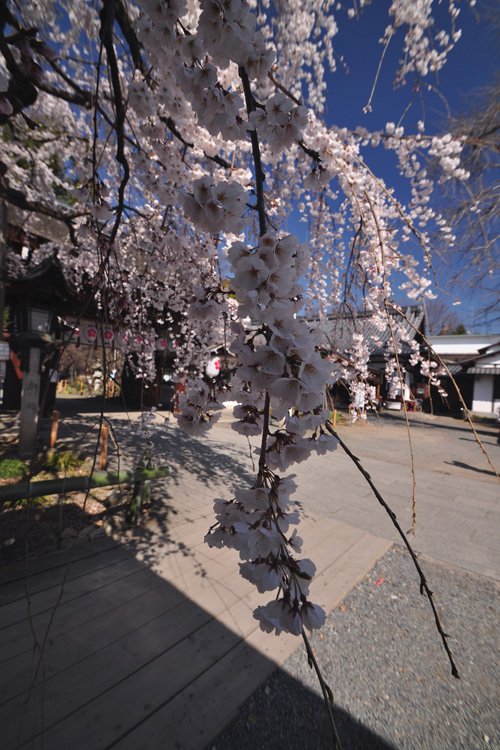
[[99, 0, 129, 244], [268, 70, 302, 107], [239, 61, 343, 747], [158, 114, 232, 169], [35, 78, 92, 108], [42, 56, 96, 108], [0, 172, 82, 244], [239, 66, 267, 236], [115, 0, 149, 78]]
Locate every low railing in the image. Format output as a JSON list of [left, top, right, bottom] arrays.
[[0, 466, 171, 524]]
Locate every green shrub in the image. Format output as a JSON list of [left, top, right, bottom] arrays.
[[43, 450, 86, 474], [0, 458, 28, 480], [3, 495, 50, 509]]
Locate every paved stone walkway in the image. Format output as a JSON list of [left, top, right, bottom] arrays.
[[290, 412, 500, 581], [51, 399, 500, 580]]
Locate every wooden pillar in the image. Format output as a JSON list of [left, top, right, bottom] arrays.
[[99, 425, 109, 470], [50, 410, 59, 448]]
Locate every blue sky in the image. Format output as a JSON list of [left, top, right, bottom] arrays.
[[289, 3, 499, 331], [325, 3, 497, 133]]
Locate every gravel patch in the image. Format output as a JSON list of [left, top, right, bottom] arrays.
[[210, 545, 499, 750]]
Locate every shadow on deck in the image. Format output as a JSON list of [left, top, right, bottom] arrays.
[[0, 520, 391, 749]]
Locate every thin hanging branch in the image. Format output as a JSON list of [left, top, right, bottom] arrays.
[[302, 628, 343, 750], [324, 420, 460, 679], [239, 65, 267, 237], [383, 302, 418, 532]]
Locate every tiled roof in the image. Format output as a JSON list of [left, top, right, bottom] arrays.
[[441, 363, 464, 375], [306, 305, 426, 359], [465, 366, 500, 374]]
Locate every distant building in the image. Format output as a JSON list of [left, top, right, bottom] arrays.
[[307, 305, 428, 410], [428, 334, 500, 416]]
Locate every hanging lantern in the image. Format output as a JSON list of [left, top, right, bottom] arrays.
[[84, 325, 98, 345], [103, 328, 114, 346], [206, 356, 221, 377]]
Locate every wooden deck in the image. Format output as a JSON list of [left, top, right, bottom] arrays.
[[0, 503, 390, 750]]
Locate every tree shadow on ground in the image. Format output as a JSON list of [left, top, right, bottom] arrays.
[[2, 403, 257, 578], [0, 536, 396, 750], [211, 667, 398, 750], [55, 399, 255, 490], [444, 459, 499, 477], [374, 411, 496, 438], [459, 436, 500, 446]]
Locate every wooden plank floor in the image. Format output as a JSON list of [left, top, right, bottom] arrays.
[[0, 506, 391, 750]]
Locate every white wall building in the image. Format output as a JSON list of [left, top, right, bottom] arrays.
[[467, 343, 500, 416], [429, 335, 500, 416], [427, 334, 500, 361]]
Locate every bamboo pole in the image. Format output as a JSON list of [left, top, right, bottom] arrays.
[[0, 466, 171, 505]]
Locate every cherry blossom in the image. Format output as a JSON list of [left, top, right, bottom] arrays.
[[0, 0, 476, 638]]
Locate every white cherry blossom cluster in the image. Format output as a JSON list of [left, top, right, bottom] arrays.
[[136, 407, 158, 450], [178, 229, 338, 634], [227, 233, 338, 451], [197, 0, 275, 80], [178, 63, 247, 141], [128, 78, 157, 119], [428, 134, 469, 182], [384, 0, 465, 86], [420, 358, 447, 397], [257, 0, 339, 112], [206, 475, 327, 635], [182, 177, 250, 234], [175, 380, 225, 436], [247, 92, 309, 152]]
